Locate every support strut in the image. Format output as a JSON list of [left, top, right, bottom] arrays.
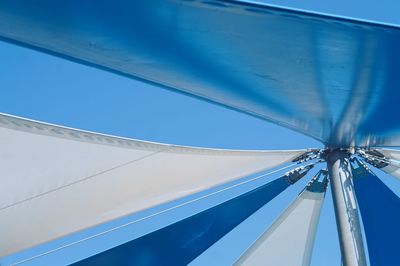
[[326, 149, 367, 266]]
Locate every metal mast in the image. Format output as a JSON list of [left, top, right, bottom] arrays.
[[325, 149, 367, 266]]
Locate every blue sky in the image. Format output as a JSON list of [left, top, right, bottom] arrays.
[[0, 34, 332, 266], [256, 0, 400, 25], [0, 35, 331, 266], [1, 1, 400, 265]]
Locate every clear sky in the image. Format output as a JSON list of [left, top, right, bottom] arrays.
[[255, 0, 400, 25], [0, 35, 330, 266], [1, 1, 400, 265]]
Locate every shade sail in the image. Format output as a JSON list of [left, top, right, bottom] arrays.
[[1, 1, 400, 147], [373, 162, 400, 180], [352, 159, 400, 266], [0, 113, 305, 257], [73, 177, 291, 266], [362, 149, 400, 179], [376, 148, 400, 161], [235, 171, 327, 266]]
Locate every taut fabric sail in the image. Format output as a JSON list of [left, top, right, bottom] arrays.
[[376, 148, 400, 161], [0, 113, 305, 257], [1, 0, 400, 147], [235, 171, 328, 266], [374, 161, 400, 180], [73, 177, 292, 266], [363, 149, 400, 179], [352, 159, 400, 266]]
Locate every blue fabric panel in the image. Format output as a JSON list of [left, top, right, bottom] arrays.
[[1, 1, 400, 147], [352, 162, 400, 266], [72, 177, 289, 266]]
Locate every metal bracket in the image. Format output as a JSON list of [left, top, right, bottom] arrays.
[[283, 163, 315, 185], [305, 169, 329, 193], [358, 149, 390, 168], [291, 148, 321, 163]]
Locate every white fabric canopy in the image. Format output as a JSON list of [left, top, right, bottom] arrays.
[[377, 148, 400, 161], [235, 186, 325, 266], [371, 149, 400, 179], [377, 163, 400, 179], [0, 113, 305, 257]]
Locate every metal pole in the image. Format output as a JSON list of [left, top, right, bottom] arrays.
[[326, 149, 367, 266]]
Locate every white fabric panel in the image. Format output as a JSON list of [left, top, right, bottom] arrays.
[[379, 161, 400, 179], [378, 148, 400, 161], [380, 164, 400, 179], [235, 190, 324, 266], [373, 149, 400, 179], [0, 113, 305, 257]]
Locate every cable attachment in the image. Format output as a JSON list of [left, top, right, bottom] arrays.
[[357, 149, 390, 169], [305, 169, 329, 193], [292, 148, 321, 163], [283, 163, 314, 185]]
